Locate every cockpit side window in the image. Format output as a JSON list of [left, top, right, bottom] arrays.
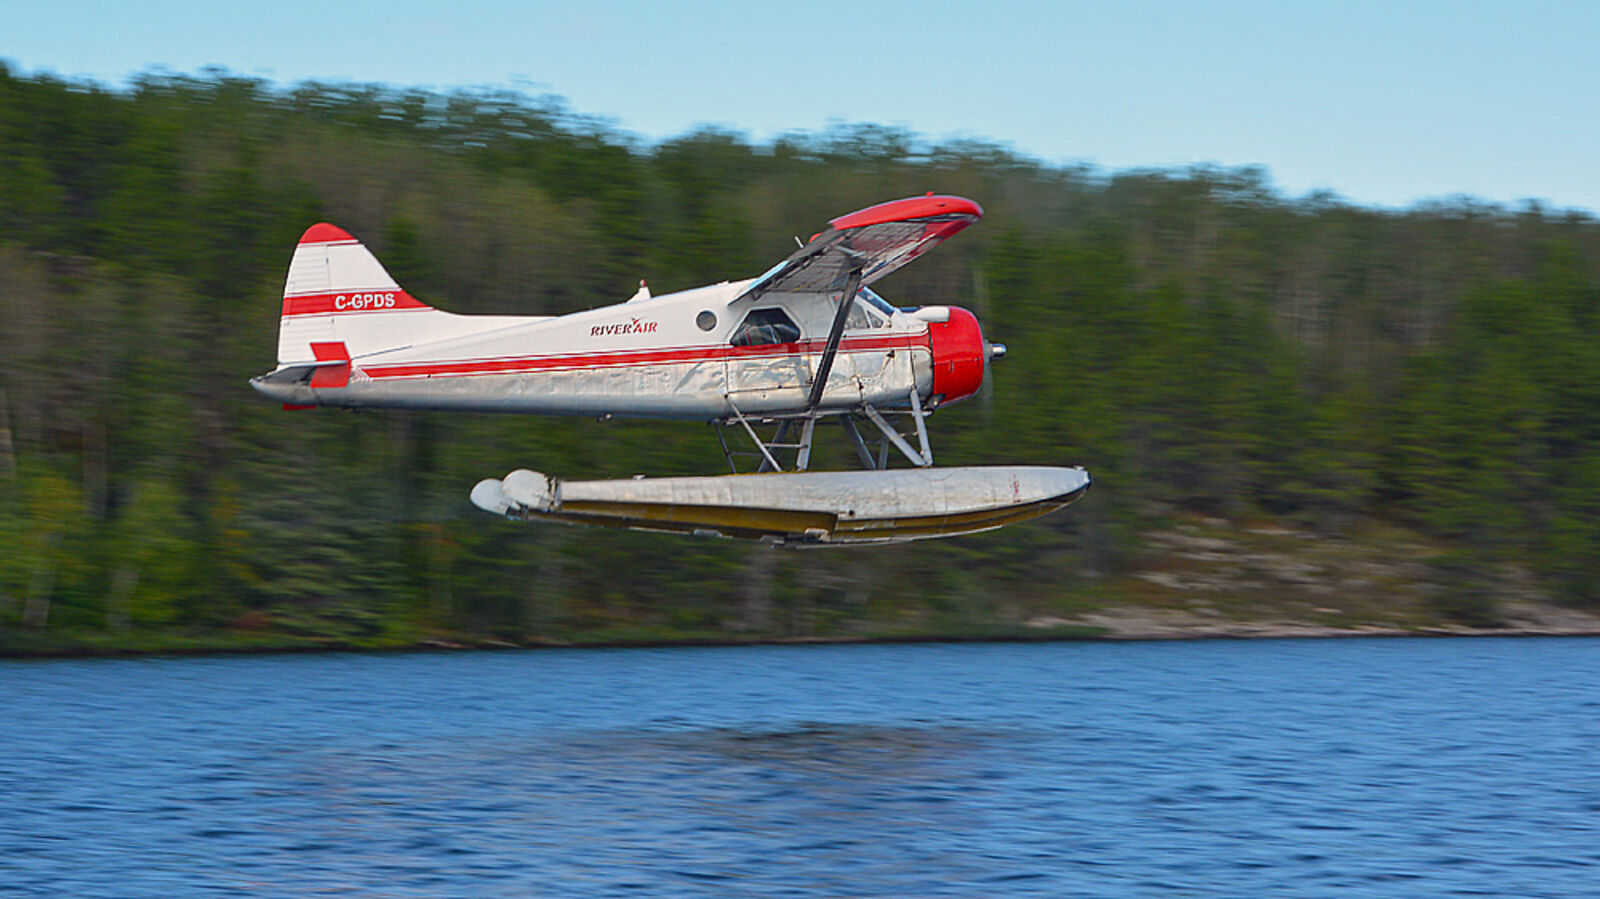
[[846, 301, 875, 332], [730, 308, 802, 347], [846, 289, 890, 330]]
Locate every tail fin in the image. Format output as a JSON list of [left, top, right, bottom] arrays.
[[276, 223, 440, 366]]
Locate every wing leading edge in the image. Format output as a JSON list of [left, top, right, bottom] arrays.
[[734, 194, 983, 303]]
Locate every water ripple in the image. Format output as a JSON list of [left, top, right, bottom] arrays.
[[3, 638, 1599, 896]]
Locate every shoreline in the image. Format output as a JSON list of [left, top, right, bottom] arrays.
[[7, 620, 1600, 661]]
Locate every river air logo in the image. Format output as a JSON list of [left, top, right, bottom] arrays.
[[590, 317, 659, 337]]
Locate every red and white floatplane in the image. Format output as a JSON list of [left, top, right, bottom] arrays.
[[252, 195, 1089, 544]]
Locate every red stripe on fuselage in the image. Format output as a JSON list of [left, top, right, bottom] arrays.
[[359, 334, 926, 381]]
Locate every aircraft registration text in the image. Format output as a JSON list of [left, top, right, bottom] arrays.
[[334, 292, 398, 311]]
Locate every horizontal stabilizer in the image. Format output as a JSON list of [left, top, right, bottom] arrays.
[[252, 357, 349, 384]]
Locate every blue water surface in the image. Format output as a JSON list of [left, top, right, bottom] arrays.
[[3, 637, 1599, 897]]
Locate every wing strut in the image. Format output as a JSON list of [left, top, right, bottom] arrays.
[[805, 266, 864, 412], [863, 403, 931, 468], [840, 414, 878, 469]]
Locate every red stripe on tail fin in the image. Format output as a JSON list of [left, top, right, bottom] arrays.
[[281, 291, 432, 317]]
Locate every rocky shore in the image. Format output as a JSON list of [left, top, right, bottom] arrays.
[[1028, 606, 1600, 642], [1027, 512, 1600, 641]]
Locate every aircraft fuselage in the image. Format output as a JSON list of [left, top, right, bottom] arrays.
[[252, 279, 987, 420]]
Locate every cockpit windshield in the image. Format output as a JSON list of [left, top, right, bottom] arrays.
[[857, 287, 897, 317]]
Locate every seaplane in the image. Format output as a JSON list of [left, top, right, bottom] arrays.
[[251, 194, 1090, 544]]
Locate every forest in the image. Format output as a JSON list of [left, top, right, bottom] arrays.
[[3, 64, 1599, 653]]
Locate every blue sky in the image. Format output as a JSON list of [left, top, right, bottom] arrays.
[[6, 0, 1597, 212]]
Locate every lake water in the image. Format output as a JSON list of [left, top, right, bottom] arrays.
[[3, 637, 1599, 897]]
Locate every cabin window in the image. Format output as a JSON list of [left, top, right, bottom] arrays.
[[730, 308, 801, 347], [696, 310, 717, 331]]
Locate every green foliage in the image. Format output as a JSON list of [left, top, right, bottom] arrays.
[[1, 69, 1598, 653], [107, 478, 197, 626], [0, 461, 92, 631]]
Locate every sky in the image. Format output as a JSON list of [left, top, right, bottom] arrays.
[[6, 0, 1598, 213]]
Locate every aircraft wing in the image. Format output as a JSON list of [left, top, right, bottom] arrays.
[[734, 195, 983, 303]]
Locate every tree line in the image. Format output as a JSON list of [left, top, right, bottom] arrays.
[[2, 65, 1597, 651]]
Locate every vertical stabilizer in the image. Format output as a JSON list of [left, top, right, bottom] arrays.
[[275, 223, 440, 365]]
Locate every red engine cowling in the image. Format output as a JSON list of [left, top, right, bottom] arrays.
[[926, 306, 986, 405]]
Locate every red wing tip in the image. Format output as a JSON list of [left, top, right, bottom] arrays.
[[299, 222, 356, 244], [829, 195, 984, 231]]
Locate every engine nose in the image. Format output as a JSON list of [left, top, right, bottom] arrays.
[[926, 306, 988, 405]]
